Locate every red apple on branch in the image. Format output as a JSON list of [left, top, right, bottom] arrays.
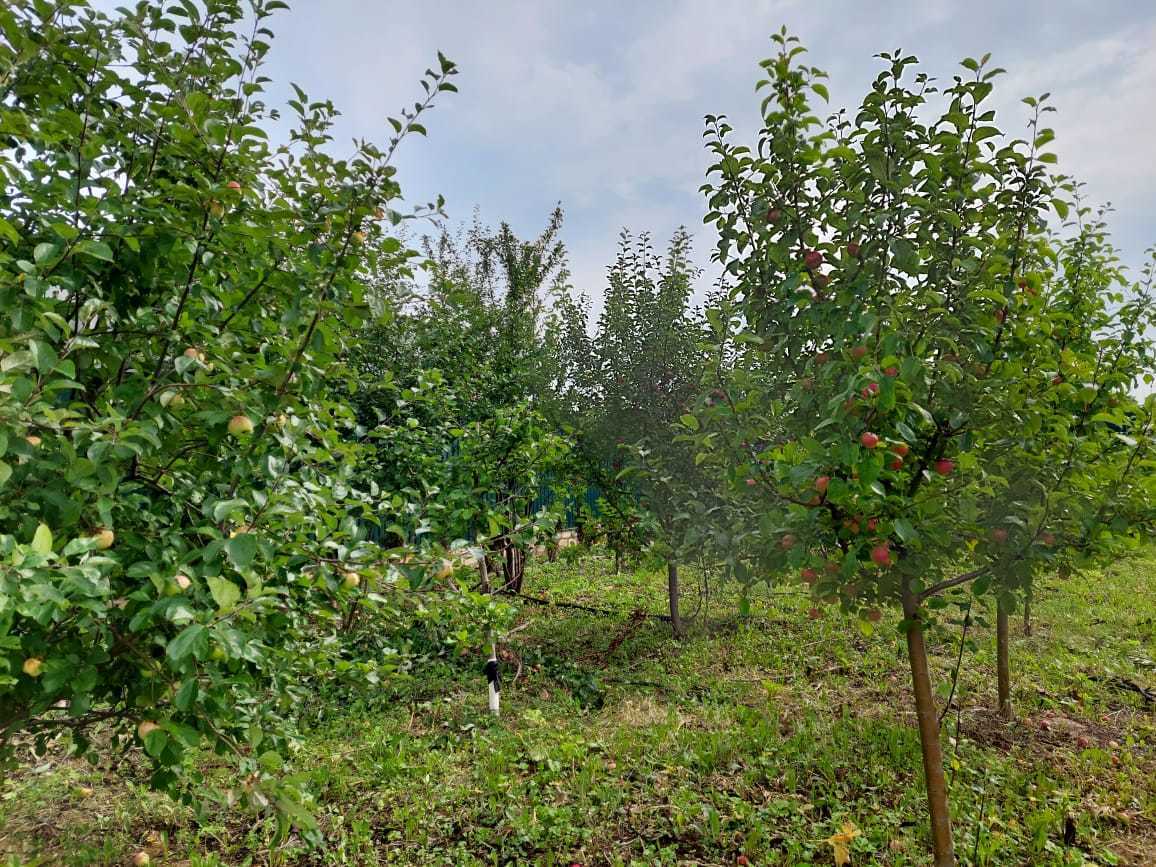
[[871, 543, 891, 567]]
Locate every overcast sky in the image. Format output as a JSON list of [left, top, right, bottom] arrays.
[[254, 1, 1156, 313]]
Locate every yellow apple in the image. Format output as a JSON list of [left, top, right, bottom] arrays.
[[93, 528, 115, 550], [25, 434, 41, 447], [137, 720, 159, 739], [342, 571, 360, 589], [22, 657, 43, 677], [131, 852, 151, 866], [174, 574, 191, 591], [227, 414, 254, 436]]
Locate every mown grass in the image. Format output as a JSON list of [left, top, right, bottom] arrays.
[[2, 547, 1154, 865]]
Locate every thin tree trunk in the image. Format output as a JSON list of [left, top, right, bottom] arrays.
[[505, 544, 525, 594], [997, 600, 1011, 720], [1022, 590, 1032, 637], [667, 562, 684, 640], [903, 580, 956, 866]]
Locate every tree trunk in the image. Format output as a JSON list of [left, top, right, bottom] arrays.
[[902, 581, 956, 866], [667, 562, 684, 640], [1022, 590, 1032, 637], [504, 544, 525, 594], [614, 547, 623, 575], [997, 600, 1011, 720]]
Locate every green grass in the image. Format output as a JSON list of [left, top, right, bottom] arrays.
[[2, 548, 1155, 865]]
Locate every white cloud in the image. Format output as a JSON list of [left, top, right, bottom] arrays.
[[997, 22, 1156, 211]]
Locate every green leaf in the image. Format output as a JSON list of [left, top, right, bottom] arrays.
[[0, 216, 20, 244], [212, 499, 248, 522], [892, 519, 917, 543], [166, 624, 207, 663], [680, 414, 700, 431], [33, 242, 59, 265], [174, 678, 199, 712], [75, 239, 115, 262], [207, 576, 241, 612], [142, 726, 169, 759], [49, 222, 79, 241], [31, 523, 53, 554], [910, 403, 935, 427], [225, 534, 258, 571], [29, 339, 57, 373]]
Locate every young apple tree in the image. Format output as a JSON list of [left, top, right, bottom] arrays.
[[687, 31, 1152, 864], [551, 230, 707, 622], [974, 219, 1156, 719]]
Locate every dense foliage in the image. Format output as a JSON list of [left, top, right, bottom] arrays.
[[0, 0, 480, 837], [350, 211, 573, 588]]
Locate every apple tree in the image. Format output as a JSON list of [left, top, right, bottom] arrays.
[[688, 31, 1154, 864], [975, 219, 1155, 718], [551, 229, 708, 627], [0, 0, 465, 837]]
